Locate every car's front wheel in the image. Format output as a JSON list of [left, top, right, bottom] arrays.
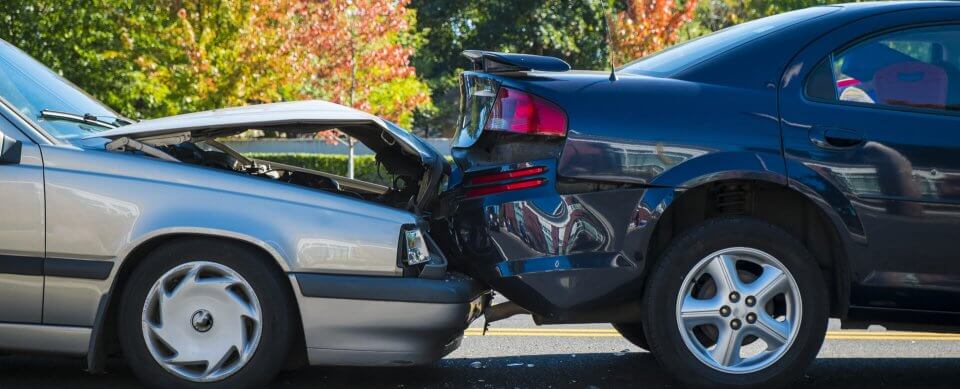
[[118, 239, 296, 389], [642, 217, 828, 388]]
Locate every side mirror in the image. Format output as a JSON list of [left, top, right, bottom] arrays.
[[0, 131, 22, 164]]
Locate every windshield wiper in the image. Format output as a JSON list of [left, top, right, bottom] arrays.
[[113, 117, 136, 125], [39, 109, 119, 129]]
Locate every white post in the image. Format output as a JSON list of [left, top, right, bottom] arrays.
[[347, 137, 355, 179], [346, 5, 357, 180]]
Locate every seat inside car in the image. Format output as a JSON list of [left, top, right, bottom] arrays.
[[874, 61, 948, 108], [931, 42, 960, 109]]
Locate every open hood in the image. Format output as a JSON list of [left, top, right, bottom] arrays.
[[89, 100, 447, 214], [86, 100, 439, 165]]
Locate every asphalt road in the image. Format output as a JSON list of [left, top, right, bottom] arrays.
[[3, 313, 960, 388]]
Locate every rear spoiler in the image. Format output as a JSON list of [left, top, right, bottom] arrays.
[[462, 50, 570, 73]]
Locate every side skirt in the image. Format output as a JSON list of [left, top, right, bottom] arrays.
[[0, 322, 91, 356]]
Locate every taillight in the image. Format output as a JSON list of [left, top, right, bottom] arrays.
[[484, 87, 566, 136], [468, 166, 545, 185], [465, 165, 548, 197], [466, 178, 546, 198]]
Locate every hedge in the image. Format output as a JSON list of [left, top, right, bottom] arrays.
[[245, 153, 394, 186]]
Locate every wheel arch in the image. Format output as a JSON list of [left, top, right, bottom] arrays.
[[86, 232, 305, 373], [640, 175, 855, 319]]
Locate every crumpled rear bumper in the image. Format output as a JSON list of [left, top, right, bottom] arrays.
[[290, 271, 488, 366]]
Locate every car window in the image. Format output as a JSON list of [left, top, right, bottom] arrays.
[[0, 39, 121, 142], [823, 25, 960, 113]]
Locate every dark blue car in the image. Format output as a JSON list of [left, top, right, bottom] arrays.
[[435, 2, 960, 387]]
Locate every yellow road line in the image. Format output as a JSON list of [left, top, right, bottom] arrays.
[[464, 328, 960, 341]]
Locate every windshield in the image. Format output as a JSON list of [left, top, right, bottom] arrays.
[[0, 39, 123, 142], [620, 6, 839, 77]]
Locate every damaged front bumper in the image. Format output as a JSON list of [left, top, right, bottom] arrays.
[[289, 256, 490, 366]]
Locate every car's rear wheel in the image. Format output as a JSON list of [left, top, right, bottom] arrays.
[[642, 217, 828, 388], [118, 239, 295, 389], [612, 322, 649, 350]]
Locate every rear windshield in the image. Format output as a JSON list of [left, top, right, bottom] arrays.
[[620, 6, 839, 77], [451, 74, 499, 149]]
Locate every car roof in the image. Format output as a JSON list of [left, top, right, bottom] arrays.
[[834, 1, 960, 11]]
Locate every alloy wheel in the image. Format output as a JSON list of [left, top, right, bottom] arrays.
[[675, 247, 802, 374]]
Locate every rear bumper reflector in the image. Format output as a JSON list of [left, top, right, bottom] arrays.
[[465, 178, 546, 197], [468, 166, 546, 185]]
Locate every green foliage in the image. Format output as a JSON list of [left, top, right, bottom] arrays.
[[0, 0, 873, 135], [693, 0, 855, 32], [0, 0, 431, 126], [410, 0, 612, 136], [246, 153, 393, 186], [0, 1, 166, 117]]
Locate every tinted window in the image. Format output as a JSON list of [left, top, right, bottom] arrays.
[[831, 25, 960, 112], [805, 58, 836, 101], [620, 6, 839, 77], [0, 39, 121, 142]]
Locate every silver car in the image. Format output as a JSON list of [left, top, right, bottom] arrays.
[[0, 39, 487, 387]]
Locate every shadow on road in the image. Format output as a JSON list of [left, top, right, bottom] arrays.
[[1, 354, 958, 388]]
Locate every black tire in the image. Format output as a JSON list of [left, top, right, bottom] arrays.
[[118, 238, 296, 389], [642, 217, 829, 388], [612, 322, 649, 350]]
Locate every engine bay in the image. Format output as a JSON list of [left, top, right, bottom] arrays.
[[155, 126, 429, 212]]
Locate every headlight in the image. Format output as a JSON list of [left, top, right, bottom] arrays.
[[403, 228, 431, 266]]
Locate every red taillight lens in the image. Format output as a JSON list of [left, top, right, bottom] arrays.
[[465, 178, 546, 198], [484, 87, 567, 136], [468, 166, 546, 186]]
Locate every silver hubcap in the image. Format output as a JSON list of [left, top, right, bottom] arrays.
[[675, 247, 801, 374], [142, 261, 262, 382]]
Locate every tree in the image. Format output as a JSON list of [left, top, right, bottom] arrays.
[[270, 0, 432, 176], [0, 0, 431, 130], [411, 0, 611, 137], [286, 0, 431, 129], [694, 0, 855, 32], [607, 0, 698, 65]]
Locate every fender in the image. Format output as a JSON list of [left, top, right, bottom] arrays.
[[117, 227, 291, 271], [633, 149, 865, 265], [85, 227, 294, 373], [631, 153, 861, 317], [649, 150, 788, 189]]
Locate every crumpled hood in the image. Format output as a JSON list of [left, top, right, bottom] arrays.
[[85, 99, 440, 169]]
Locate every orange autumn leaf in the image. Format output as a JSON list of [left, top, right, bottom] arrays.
[[608, 0, 698, 65]]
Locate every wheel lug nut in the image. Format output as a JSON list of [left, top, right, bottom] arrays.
[[746, 313, 757, 324], [729, 292, 740, 303], [745, 296, 756, 307], [719, 306, 731, 317], [730, 319, 742, 330]]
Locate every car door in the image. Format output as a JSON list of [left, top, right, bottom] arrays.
[[0, 110, 44, 323], [781, 7, 960, 313]]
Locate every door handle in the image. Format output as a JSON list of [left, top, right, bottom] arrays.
[[809, 127, 864, 150]]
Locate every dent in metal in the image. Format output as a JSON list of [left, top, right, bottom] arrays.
[[290, 276, 480, 366]]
